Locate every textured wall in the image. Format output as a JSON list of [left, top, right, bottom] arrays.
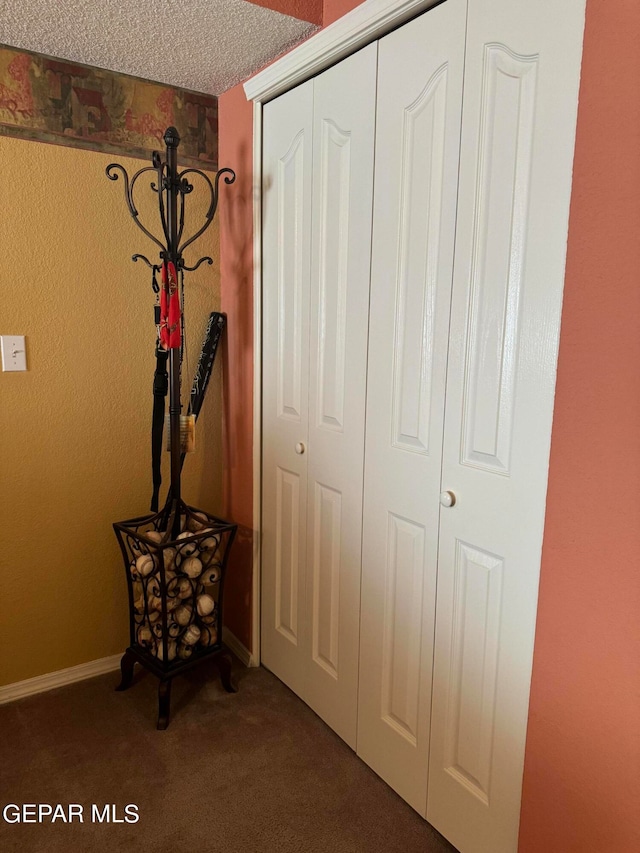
[[519, 0, 640, 849], [218, 83, 255, 650], [0, 135, 224, 686]]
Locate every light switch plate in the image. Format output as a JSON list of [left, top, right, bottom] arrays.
[[1, 336, 27, 372]]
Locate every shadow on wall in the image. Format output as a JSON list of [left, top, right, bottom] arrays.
[[219, 138, 255, 650], [220, 137, 253, 522]]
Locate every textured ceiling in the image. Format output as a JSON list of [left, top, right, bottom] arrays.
[[0, 0, 318, 95]]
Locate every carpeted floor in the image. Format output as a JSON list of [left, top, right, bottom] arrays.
[[0, 659, 458, 853]]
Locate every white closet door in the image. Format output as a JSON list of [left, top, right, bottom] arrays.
[[304, 43, 377, 747], [262, 45, 377, 747], [261, 80, 314, 699], [357, 0, 467, 814], [427, 2, 586, 852]]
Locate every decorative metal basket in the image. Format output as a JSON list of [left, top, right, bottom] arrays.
[[113, 500, 237, 728]]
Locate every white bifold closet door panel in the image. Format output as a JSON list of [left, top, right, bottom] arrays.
[[261, 44, 377, 748], [357, 0, 467, 816], [427, 2, 586, 852], [261, 79, 314, 702], [303, 44, 377, 746]]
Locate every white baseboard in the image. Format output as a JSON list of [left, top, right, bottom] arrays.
[[222, 627, 255, 667], [0, 653, 122, 707], [0, 630, 255, 707]]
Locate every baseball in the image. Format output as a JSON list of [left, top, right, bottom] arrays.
[[187, 511, 209, 532], [155, 640, 177, 662], [147, 578, 161, 597], [182, 624, 201, 646], [177, 578, 193, 599], [200, 532, 220, 552], [166, 595, 180, 612], [174, 604, 192, 626], [200, 626, 218, 646], [145, 530, 163, 544], [196, 594, 215, 617], [181, 556, 203, 579], [136, 554, 155, 577], [137, 626, 153, 647], [202, 564, 221, 584], [176, 531, 197, 556]]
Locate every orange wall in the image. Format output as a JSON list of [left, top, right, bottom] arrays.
[[218, 83, 255, 649], [323, 0, 361, 26], [245, 0, 322, 24], [519, 1, 640, 849]]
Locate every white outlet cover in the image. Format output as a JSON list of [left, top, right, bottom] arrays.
[[1, 336, 27, 372]]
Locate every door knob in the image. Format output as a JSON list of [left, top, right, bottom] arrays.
[[295, 442, 306, 455], [439, 490, 456, 508]]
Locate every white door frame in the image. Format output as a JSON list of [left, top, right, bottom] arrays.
[[245, 0, 446, 667]]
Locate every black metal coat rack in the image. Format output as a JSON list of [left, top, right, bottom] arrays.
[[106, 126, 235, 535], [106, 127, 238, 729]]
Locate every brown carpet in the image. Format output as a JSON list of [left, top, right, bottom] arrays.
[[0, 659, 458, 853]]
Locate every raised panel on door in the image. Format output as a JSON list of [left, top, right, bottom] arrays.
[[261, 80, 313, 699], [356, 0, 467, 814], [427, 2, 586, 851], [304, 42, 378, 748]]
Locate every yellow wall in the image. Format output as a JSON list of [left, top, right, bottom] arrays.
[[0, 135, 224, 686]]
